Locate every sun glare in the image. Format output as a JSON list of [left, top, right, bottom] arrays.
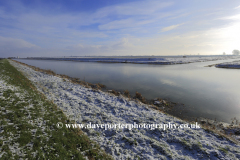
[[220, 14, 240, 53]]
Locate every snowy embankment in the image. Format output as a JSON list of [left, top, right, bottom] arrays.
[[215, 60, 240, 69], [10, 60, 240, 159], [24, 55, 240, 65]]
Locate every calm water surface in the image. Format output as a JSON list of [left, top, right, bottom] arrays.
[[16, 59, 240, 123]]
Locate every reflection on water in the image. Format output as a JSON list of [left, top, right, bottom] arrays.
[[16, 59, 240, 123]]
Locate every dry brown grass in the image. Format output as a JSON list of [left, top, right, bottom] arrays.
[[200, 124, 239, 144], [135, 91, 146, 103], [97, 83, 106, 89], [110, 90, 120, 96], [124, 90, 130, 98]]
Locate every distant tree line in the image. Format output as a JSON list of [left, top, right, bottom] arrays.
[[232, 50, 240, 55], [222, 50, 240, 55]]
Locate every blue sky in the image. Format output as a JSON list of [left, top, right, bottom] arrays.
[[0, 0, 240, 57]]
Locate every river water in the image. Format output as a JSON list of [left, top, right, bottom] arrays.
[[15, 58, 240, 123]]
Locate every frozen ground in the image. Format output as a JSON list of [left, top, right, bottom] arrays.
[[24, 55, 240, 65], [10, 60, 240, 159], [0, 59, 111, 159], [215, 60, 240, 69], [0, 80, 25, 158], [0, 64, 46, 158]]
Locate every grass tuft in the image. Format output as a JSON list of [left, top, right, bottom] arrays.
[[124, 90, 130, 98], [135, 92, 146, 103]]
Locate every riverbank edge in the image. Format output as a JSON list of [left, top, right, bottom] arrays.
[[10, 59, 178, 113], [0, 59, 113, 159], [11, 59, 240, 144], [205, 60, 240, 69]]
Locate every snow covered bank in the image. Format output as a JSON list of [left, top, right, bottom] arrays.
[[23, 55, 240, 65], [1, 59, 112, 159], [10, 60, 240, 159], [215, 60, 240, 69]]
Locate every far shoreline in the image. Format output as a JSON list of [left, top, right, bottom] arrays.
[[12, 55, 240, 66]]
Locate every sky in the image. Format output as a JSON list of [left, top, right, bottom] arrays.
[[0, 0, 240, 57]]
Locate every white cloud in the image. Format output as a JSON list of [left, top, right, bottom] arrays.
[[95, 1, 173, 17], [99, 19, 135, 30], [234, 5, 240, 9], [65, 37, 135, 55], [220, 14, 240, 20], [0, 36, 42, 57], [97, 1, 173, 30], [98, 18, 160, 30], [0, 36, 38, 49], [161, 23, 184, 32]]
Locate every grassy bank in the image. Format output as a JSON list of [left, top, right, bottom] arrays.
[[0, 59, 112, 159]]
